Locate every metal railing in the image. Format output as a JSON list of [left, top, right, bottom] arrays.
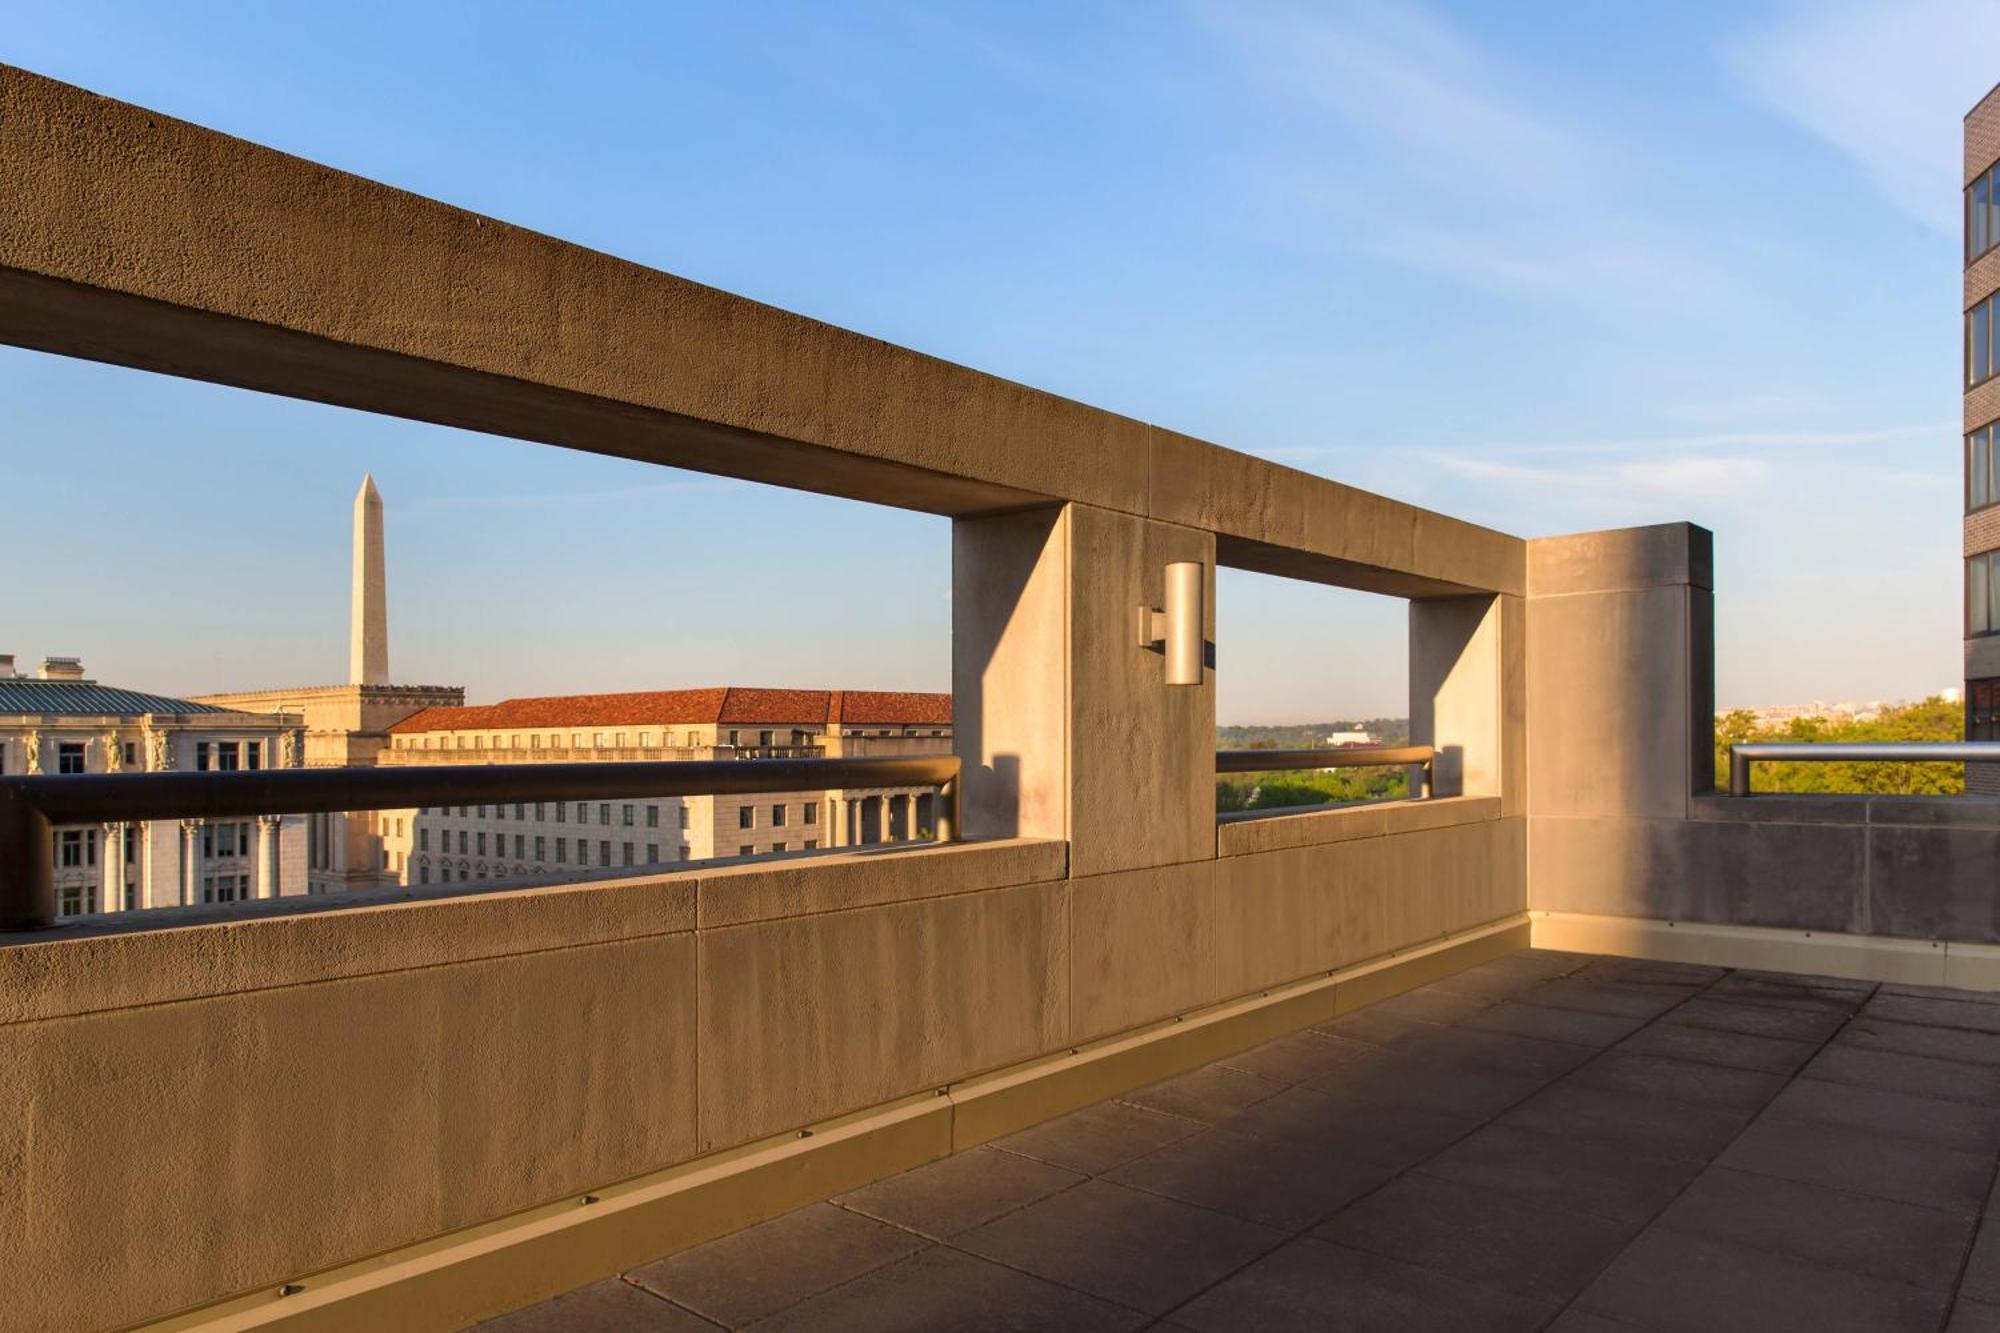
[[1727, 742, 2000, 797], [1215, 745, 1434, 821], [0, 755, 960, 930]]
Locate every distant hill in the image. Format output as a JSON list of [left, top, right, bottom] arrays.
[[1217, 718, 1409, 749]]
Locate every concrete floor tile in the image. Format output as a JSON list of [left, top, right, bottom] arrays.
[[1838, 1018, 2000, 1067], [1576, 1226, 1948, 1333], [1418, 1123, 1702, 1223], [1413, 1026, 1601, 1080], [1577, 957, 1727, 988], [1966, 1222, 2000, 1305], [1118, 1063, 1288, 1125], [1657, 1167, 1977, 1291], [833, 1146, 1083, 1239], [1707, 973, 1873, 1012], [1305, 1045, 1549, 1120], [1464, 1001, 1649, 1048], [746, 1247, 1146, 1332], [955, 1178, 1281, 1315], [1311, 1008, 1447, 1051], [1615, 1021, 1820, 1075], [1315, 1172, 1642, 1302], [1572, 1051, 1788, 1113], [1665, 996, 1852, 1044], [1217, 1030, 1374, 1084], [1515, 976, 1697, 1020], [628, 1204, 926, 1327], [1496, 1081, 1753, 1163], [1716, 1117, 1991, 1212], [1804, 1045, 2000, 1106], [1953, 1297, 2000, 1333], [1225, 1085, 1476, 1158], [479, 1280, 720, 1331], [1545, 1311, 1650, 1332], [1875, 987, 2000, 1016], [1762, 1077, 2000, 1153], [1172, 1236, 1556, 1333], [993, 1098, 1203, 1175], [1108, 1125, 1402, 1230], [1370, 983, 1497, 1025]]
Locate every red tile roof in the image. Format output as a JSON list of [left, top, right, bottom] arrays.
[[388, 687, 951, 734]]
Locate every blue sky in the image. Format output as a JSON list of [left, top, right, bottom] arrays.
[[3, 0, 1994, 720]]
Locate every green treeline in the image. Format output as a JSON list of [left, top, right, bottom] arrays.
[[1713, 696, 1965, 795]]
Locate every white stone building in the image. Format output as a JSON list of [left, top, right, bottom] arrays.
[[0, 654, 309, 916], [376, 687, 952, 888]]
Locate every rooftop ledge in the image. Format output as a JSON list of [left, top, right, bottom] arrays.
[[0, 837, 1067, 1027], [1218, 794, 1502, 858], [1690, 792, 2000, 827]]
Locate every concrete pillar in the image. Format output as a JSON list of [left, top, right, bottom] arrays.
[[1409, 594, 1523, 807], [257, 815, 282, 898], [1524, 522, 1716, 920], [952, 503, 1215, 877]]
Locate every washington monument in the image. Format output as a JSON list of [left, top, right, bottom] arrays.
[[350, 474, 388, 687]]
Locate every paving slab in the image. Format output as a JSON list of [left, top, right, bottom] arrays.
[[1803, 1044, 2000, 1106], [746, 1246, 1147, 1332], [1516, 976, 1698, 1020], [1216, 1029, 1375, 1084], [1171, 1235, 1556, 1333], [1315, 1172, 1642, 1303], [954, 1178, 1280, 1315], [1761, 1077, 2000, 1153], [1495, 1080, 1754, 1163], [1305, 1045, 1549, 1120], [991, 1098, 1203, 1175], [1715, 1117, 1992, 1212], [1966, 1223, 2000, 1305], [1576, 1225, 1949, 1333], [1107, 1126, 1403, 1229], [1664, 995, 1852, 1043], [628, 1204, 926, 1328], [1417, 1123, 1703, 1223], [1463, 1000, 1650, 1048], [1953, 1297, 2000, 1333], [832, 1146, 1083, 1239], [480, 1280, 720, 1332], [1837, 1017, 2000, 1067], [1614, 1021, 1821, 1075], [1656, 1166, 1978, 1291], [1571, 1050, 1788, 1112], [1117, 1063, 1288, 1124]]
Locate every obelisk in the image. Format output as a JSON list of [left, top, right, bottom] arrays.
[[350, 475, 389, 686]]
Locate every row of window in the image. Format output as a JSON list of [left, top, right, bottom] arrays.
[[738, 802, 820, 830], [1972, 163, 2000, 264], [421, 833, 693, 867], [412, 835, 829, 885], [418, 801, 683, 828], [195, 740, 263, 771], [1970, 550, 2000, 636]]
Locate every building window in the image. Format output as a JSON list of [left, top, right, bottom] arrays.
[[122, 741, 137, 767], [679, 807, 689, 829], [58, 742, 86, 774], [772, 803, 787, 827], [514, 834, 525, 859], [57, 829, 95, 868], [599, 803, 612, 825], [216, 741, 240, 771], [555, 837, 567, 864], [1972, 550, 2000, 635], [419, 828, 430, 851], [556, 802, 567, 823], [477, 805, 488, 819], [646, 804, 659, 828], [805, 839, 818, 850], [773, 841, 788, 853], [1973, 163, 2000, 263], [476, 832, 487, 856], [622, 841, 634, 866], [1973, 293, 1999, 387], [679, 845, 691, 860], [1973, 679, 2000, 740], [727, 730, 740, 746], [1974, 424, 1999, 512], [599, 839, 612, 866], [246, 741, 261, 770], [739, 845, 754, 857], [535, 802, 546, 821], [738, 806, 754, 830], [577, 802, 590, 824], [535, 835, 546, 861], [420, 866, 431, 885], [759, 730, 774, 747], [804, 804, 818, 826], [622, 803, 635, 827], [458, 831, 469, 855], [196, 741, 209, 770], [646, 843, 659, 863], [514, 803, 525, 820]]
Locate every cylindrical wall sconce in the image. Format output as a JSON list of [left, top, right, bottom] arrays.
[[1137, 561, 1206, 686]]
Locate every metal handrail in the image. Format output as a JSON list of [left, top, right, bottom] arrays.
[[0, 755, 960, 930], [1727, 742, 1999, 797], [1216, 745, 1434, 801]]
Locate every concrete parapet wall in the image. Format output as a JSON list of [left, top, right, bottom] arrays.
[[1, 818, 1523, 1332]]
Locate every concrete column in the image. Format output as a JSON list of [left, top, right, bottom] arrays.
[[1525, 522, 1717, 921], [1409, 594, 1523, 807], [257, 815, 282, 898], [952, 503, 1215, 877]]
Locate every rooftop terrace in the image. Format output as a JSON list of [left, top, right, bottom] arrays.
[[480, 950, 2000, 1333], [2, 64, 1998, 1333]]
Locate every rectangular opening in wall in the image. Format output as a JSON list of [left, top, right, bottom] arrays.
[[1, 348, 955, 925], [1212, 567, 1413, 819]]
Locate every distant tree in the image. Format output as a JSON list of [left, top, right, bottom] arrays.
[[1713, 696, 1963, 795]]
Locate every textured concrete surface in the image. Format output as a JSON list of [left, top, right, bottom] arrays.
[[484, 949, 2000, 1331]]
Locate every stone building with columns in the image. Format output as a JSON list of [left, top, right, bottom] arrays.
[[376, 687, 951, 886], [0, 653, 308, 915]]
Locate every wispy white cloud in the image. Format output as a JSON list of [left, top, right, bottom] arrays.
[[1195, 0, 1726, 306], [1726, 0, 2000, 233]]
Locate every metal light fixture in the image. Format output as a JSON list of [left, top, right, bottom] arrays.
[[1137, 561, 1206, 685]]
